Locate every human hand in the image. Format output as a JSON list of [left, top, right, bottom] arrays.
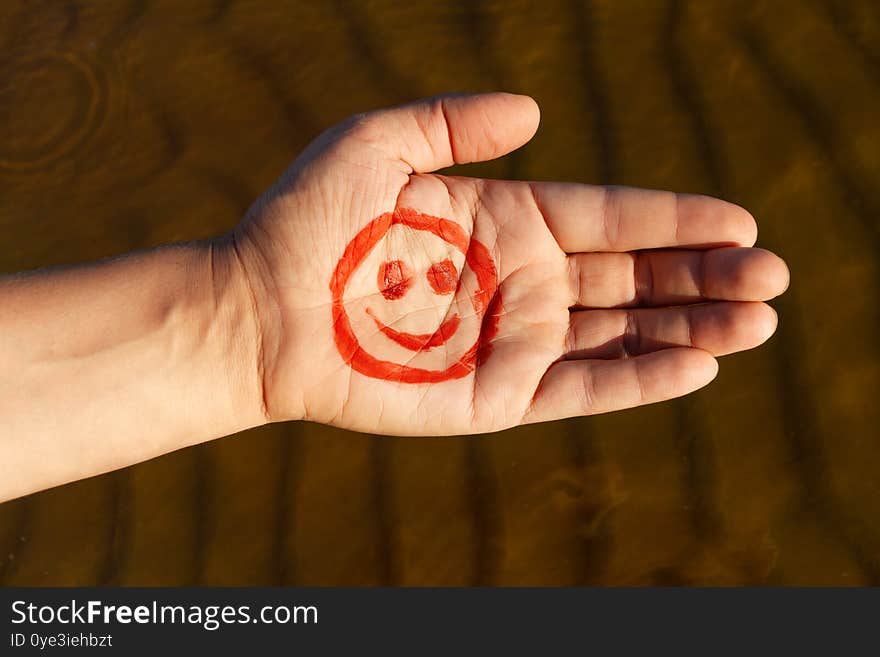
[[228, 93, 789, 435]]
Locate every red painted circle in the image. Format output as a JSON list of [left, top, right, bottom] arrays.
[[330, 208, 501, 383]]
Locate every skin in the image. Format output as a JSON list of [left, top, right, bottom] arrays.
[[0, 93, 789, 502]]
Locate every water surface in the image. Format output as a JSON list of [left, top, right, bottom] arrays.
[[0, 0, 877, 585]]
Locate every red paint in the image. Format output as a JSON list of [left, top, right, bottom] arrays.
[[426, 259, 457, 295], [330, 207, 501, 383], [378, 259, 412, 300], [476, 289, 503, 366], [367, 308, 462, 351]]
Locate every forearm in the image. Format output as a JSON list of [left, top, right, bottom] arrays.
[[0, 238, 265, 502]]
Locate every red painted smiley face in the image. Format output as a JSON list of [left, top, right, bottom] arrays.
[[330, 208, 501, 383]]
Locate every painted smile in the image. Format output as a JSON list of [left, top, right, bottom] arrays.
[[366, 307, 461, 351]]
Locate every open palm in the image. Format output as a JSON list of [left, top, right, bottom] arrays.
[[232, 93, 788, 435]]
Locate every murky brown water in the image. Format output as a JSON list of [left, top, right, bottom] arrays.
[[0, 0, 878, 585]]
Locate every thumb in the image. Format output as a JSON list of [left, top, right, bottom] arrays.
[[348, 92, 541, 173]]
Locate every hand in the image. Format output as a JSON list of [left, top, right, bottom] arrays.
[[229, 93, 789, 436]]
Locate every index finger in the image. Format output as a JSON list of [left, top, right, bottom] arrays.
[[528, 183, 758, 253]]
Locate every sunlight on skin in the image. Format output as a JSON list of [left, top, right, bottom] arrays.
[[233, 92, 790, 435]]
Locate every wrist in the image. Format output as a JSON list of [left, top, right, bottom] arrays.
[[206, 235, 274, 431], [220, 222, 308, 425]]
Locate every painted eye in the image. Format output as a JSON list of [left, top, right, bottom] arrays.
[[378, 260, 412, 300], [426, 259, 457, 295]]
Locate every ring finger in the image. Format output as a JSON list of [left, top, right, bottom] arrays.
[[565, 301, 778, 359]]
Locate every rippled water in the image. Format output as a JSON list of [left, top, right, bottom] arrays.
[[0, 0, 878, 585]]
